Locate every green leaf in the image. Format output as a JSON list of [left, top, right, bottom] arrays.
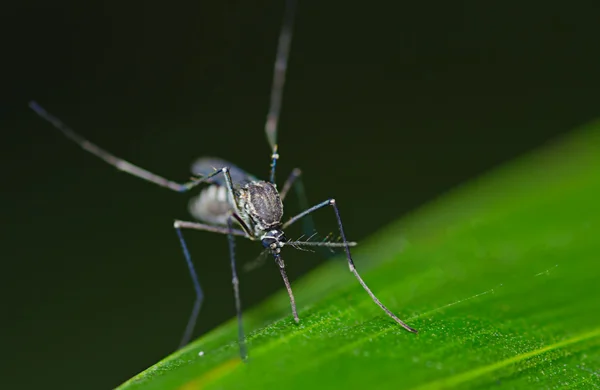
[[118, 122, 600, 390]]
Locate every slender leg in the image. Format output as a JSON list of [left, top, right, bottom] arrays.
[[279, 168, 301, 200], [283, 199, 330, 230], [265, 0, 298, 184], [280, 168, 316, 240], [29, 101, 229, 194], [227, 215, 247, 360], [174, 226, 204, 348], [264, 0, 297, 152], [275, 255, 299, 323], [174, 220, 247, 238], [283, 199, 418, 333], [269, 145, 279, 185]]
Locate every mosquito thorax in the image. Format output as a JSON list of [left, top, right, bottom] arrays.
[[238, 181, 283, 236], [261, 229, 286, 253]]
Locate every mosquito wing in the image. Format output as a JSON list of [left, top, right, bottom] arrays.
[[191, 157, 259, 187]]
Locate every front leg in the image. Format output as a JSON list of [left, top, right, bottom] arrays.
[[283, 199, 418, 334], [274, 254, 299, 323], [279, 168, 316, 242]]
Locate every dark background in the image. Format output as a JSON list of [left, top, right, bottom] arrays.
[[3, 1, 599, 389]]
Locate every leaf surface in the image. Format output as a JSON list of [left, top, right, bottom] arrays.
[[119, 122, 600, 390]]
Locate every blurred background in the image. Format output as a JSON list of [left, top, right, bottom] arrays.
[[2, 1, 600, 388]]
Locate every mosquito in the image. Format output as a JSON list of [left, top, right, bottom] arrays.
[[29, 0, 417, 360]]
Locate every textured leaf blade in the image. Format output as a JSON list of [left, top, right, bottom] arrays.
[[119, 122, 600, 390]]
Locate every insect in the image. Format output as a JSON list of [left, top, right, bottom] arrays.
[[29, 0, 417, 360]]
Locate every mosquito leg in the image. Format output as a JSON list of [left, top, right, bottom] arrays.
[[226, 215, 248, 360], [29, 101, 226, 194], [174, 226, 204, 348], [283, 199, 418, 334], [269, 145, 280, 185], [279, 168, 300, 200], [265, 0, 298, 184], [174, 218, 251, 352], [174, 220, 247, 238], [280, 168, 316, 240], [282, 199, 330, 230], [264, 0, 297, 151], [275, 255, 299, 323]]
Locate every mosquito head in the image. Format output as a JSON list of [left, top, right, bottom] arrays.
[[261, 229, 286, 255]]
